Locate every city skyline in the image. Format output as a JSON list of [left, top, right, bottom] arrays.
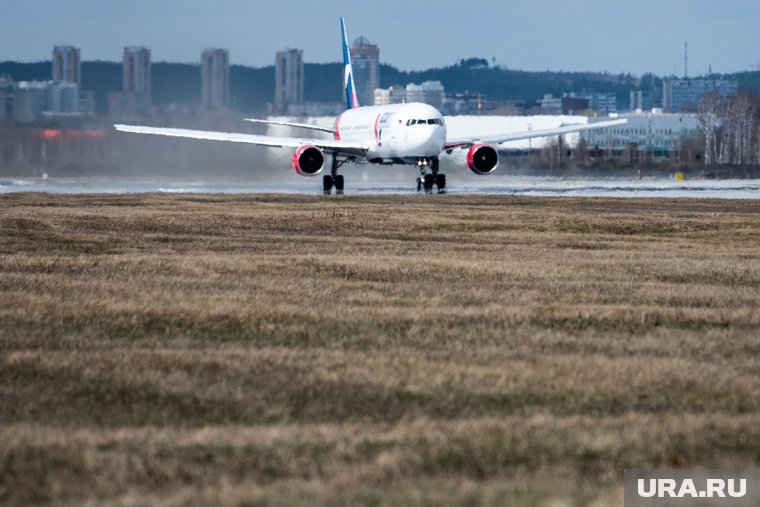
[[1, 0, 759, 77]]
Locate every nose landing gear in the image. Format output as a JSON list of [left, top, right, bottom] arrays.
[[416, 157, 446, 194]]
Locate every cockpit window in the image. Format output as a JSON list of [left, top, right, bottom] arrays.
[[406, 118, 442, 126]]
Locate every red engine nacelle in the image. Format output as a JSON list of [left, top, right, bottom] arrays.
[[467, 144, 499, 175], [292, 145, 325, 176]]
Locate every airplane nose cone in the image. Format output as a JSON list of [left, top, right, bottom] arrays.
[[410, 127, 445, 155]]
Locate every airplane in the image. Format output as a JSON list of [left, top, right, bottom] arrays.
[[115, 18, 627, 194]]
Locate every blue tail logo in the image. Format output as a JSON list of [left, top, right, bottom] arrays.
[[341, 17, 359, 109]]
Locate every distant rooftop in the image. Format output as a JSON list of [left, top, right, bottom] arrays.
[[353, 36, 375, 47]]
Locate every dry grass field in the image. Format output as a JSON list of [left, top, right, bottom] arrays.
[[0, 192, 758, 506]]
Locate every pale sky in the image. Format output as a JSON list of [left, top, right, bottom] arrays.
[[2, 0, 759, 76]]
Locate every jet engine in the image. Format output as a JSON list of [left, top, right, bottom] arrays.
[[292, 145, 324, 176], [466, 144, 498, 175]]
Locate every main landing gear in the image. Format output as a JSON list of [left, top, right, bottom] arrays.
[[323, 155, 348, 195], [415, 157, 446, 194]]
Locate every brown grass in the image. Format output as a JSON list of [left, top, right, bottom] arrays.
[[0, 193, 759, 506]]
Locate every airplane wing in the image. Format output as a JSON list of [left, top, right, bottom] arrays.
[[113, 124, 367, 156], [243, 118, 334, 134], [444, 118, 628, 150]]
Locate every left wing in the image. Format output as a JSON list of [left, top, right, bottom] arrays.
[[243, 118, 334, 134], [114, 124, 368, 156], [445, 118, 627, 150]]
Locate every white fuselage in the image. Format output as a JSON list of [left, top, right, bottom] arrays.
[[333, 102, 446, 163]]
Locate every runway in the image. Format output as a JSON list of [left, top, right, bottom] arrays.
[[3, 175, 760, 199]]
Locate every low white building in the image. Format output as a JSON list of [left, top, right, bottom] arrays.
[[583, 110, 698, 153], [405, 81, 445, 110], [374, 81, 445, 109], [373, 85, 407, 106]]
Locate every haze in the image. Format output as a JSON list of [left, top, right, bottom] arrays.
[[2, 0, 759, 76]]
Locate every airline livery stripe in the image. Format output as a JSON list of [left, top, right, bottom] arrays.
[[333, 112, 344, 140]]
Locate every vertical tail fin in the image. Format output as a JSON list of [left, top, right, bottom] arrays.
[[341, 17, 359, 109]]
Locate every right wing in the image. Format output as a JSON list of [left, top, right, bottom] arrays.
[[114, 124, 367, 157], [445, 118, 628, 150], [243, 118, 334, 134]]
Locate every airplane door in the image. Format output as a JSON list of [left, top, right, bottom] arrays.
[[377, 112, 393, 145]]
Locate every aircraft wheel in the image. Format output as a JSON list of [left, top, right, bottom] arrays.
[[435, 174, 446, 193], [334, 175, 345, 194], [416, 177, 423, 192], [423, 174, 435, 193], [323, 175, 334, 194]]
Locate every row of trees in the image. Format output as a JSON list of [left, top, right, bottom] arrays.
[[698, 90, 760, 166]]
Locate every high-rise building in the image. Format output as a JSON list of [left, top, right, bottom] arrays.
[[274, 49, 303, 114], [109, 47, 152, 118], [52, 46, 81, 85], [13, 82, 47, 122], [201, 49, 230, 109], [12, 81, 78, 122], [575, 92, 617, 115], [0, 75, 11, 120], [662, 78, 738, 112], [629, 90, 654, 112], [123, 47, 151, 95], [47, 81, 79, 114], [349, 36, 379, 106]]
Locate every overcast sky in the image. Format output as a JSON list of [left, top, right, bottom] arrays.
[[1, 0, 758, 76]]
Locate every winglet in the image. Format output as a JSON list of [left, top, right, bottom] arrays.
[[341, 17, 359, 109]]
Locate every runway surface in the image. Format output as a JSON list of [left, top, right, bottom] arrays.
[[3, 175, 760, 199]]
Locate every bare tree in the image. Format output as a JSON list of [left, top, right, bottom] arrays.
[[697, 91, 721, 165], [720, 91, 760, 166], [754, 97, 760, 166], [719, 95, 738, 164], [737, 91, 759, 165], [756, 109, 760, 166]]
